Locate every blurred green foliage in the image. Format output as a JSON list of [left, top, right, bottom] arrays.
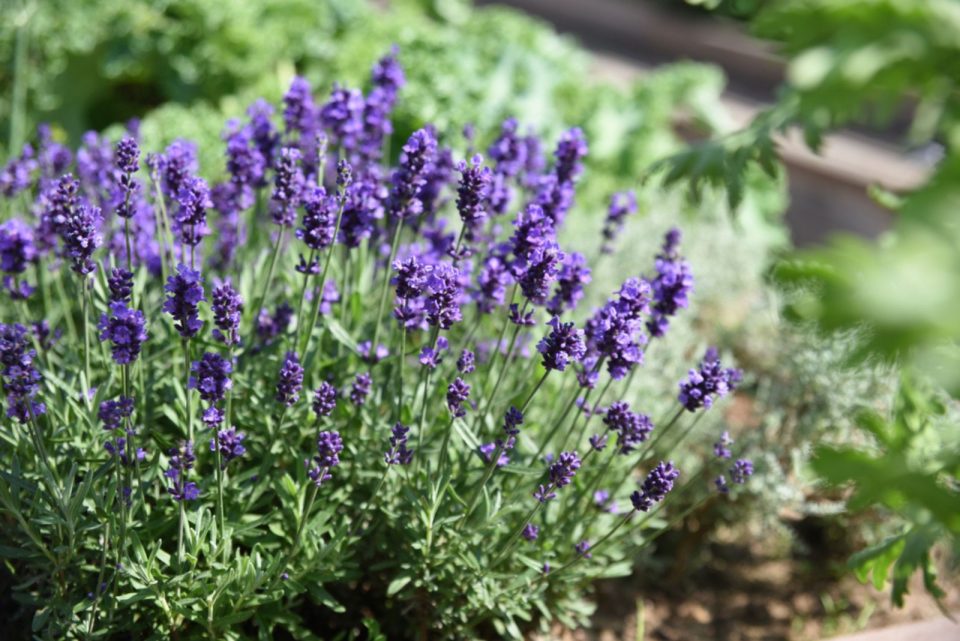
[[668, 0, 960, 607]]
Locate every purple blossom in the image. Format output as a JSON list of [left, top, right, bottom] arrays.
[[385, 422, 414, 466], [522, 523, 539, 542], [603, 401, 653, 454], [0, 219, 37, 274], [99, 396, 134, 431], [488, 117, 527, 179], [350, 372, 372, 406], [60, 200, 102, 276], [211, 427, 246, 468], [646, 228, 693, 338], [503, 406, 524, 437], [307, 431, 343, 486], [338, 176, 383, 248], [730, 459, 754, 484], [589, 433, 608, 451], [174, 174, 211, 249], [0, 323, 45, 423], [256, 302, 294, 344], [601, 190, 637, 253], [457, 349, 475, 375], [546, 252, 591, 316], [98, 302, 148, 365], [446, 377, 470, 418], [535, 451, 581, 502], [283, 76, 317, 141], [714, 431, 733, 459], [630, 461, 679, 512], [321, 85, 365, 152], [455, 154, 492, 238], [715, 475, 729, 494], [211, 281, 243, 346], [165, 441, 200, 502], [519, 241, 564, 305], [276, 351, 304, 407], [509, 203, 552, 266], [583, 278, 652, 380], [678, 347, 741, 412], [479, 442, 510, 467], [537, 316, 586, 372], [312, 381, 338, 418], [107, 267, 133, 304], [189, 352, 233, 404], [386, 128, 437, 220], [474, 250, 512, 314], [392, 255, 430, 300], [0, 144, 37, 197], [358, 341, 389, 364], [163, 263, 205, 339], [574, 540, 592, 559], [297, 185, 337, 251], [424, 263, 462, 329], [554, 127, 588, 184], [360, 47, 405, 162], [419, 336, 448, 369], [270, 147, 304, 227], [508, 302, 535, 327], [247, 99, 280, 173], [154, 140, 198, 201], [223, 120, 265, 210], [114, 137, 141, 220]]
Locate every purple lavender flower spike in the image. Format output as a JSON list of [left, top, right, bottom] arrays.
[[359, 341, 389, 364], [475, 250, 512, 314], [546, 252, 591, 316], [306, 431, 344, 486], [574, 540, 592, 559], [312, 381, 338, 418], [386, 128, 437, 221], [107, 267, 133, 304], [554, 127, 588, 185], [385, 422, 414, 466], [603, 402, 653, 455], [714, 431, 733, 459], [223, 119, 266, 209], [283, 76, 317, 141], [488, 118, 528, 179], [730, 459, 754, 484], [534, 451, 581, 503], [0, 144, 38, 197], [457, 349, 475, 374], [350, 372, 372, 406], [0, 219, 37, 275], [359, 47, 405, 163], [99, 396, 134, 431], [173, 175, 211, 249], [519, 241, 564, 306], [503, 407, 524, 438], [114, 137, 141, 220], [211, 426, 246, 468], [419, 336, 448, 370], [630, 461, 679, 512], [98, 302, 148, 365], [297, 185, 337, 254], [276, 351, 304, 407], [589, 433, 608, 451], [165, 440, 200, 502], [678, 347, 742, 412], [247, 99, 280, 172], [424, 263, 462, 329], [60, 200, 102, 276], [189, 352, 233, 404], [211, 281, 243, 346], [479, 442, 510, 467], [163, 263, 205, 339], [270, 147, 304, 227], [321, 84, 365, 153], [455, 154, 492, 239], [646, 228, 694, 338], [446, 377, 470, 418], [0, 323, 45, 423], [508, 302, 536, 327], [522, 523, 539, 542], [537, 316, 586, 372], [715, 475, 729, 494], [601, 190, 637, 254]]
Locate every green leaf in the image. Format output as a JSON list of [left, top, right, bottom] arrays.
[[386, 575, 411, 597]]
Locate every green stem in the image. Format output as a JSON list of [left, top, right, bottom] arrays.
[[564, 376, 614, 452], [249, 228, 285, 340], [183, 341, 193, 443], [81, 278, 91, 405], [213, 429, 226, 557], [293, 249, 317, 348], [370, 221, 404, 354], [471, 299, 526, 438], [414, 327, 441, 474]]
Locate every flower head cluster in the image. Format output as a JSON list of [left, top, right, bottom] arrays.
[[276, 351, 304, 407], [270, 147, 304, 227], [519, 241, 564, 306], [165, 441, 200, 502], [646, 228, 693, 338], [174, 175, 211, 248], [714, 431, 733, 459], [546, 251, 591, 316], [0, 219, 37, 275], [211, 427, 246, 468], [107, 267, 133, 303], [211, 281, 243, 346], [98, 302, 148, 365], [630, 461, 679, 512], [386, 128, 437, 220], [114, 137, 141, 219], [307, 431, 344, 486], [537, 316, 586, 372], [424, 263, 462, 329], [60, 198, 102, 276], [446, 377, 470, 418], [313, 381, 338, 418], [457, 349, 475, 374], [583, 277, 652, 380], [321, 85, 365, 153], [534, 451, 581, 503], [360, 47, 405, 162], [678, 347, 742, 412], [163, 263, 205, 339], [0, 323, 45, 423], [730, 458, 754, 484], [189, 352, 232, 405], [350, 372, 372, 406], [99, 396, 134, 431], [601, 190, 637, 254], [603, 401, 653, 454], [455, 154, 492, 238], [297, 186, 337, 252], [419, 336, 448, 370], [385, 422, 414, 466], [522, 523, 539, 542]]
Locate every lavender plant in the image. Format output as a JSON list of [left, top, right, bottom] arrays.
[[0, 50, 755, 639]]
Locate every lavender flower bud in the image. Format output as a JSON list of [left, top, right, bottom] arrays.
[[276, 351, 304, 407], [98, 302, 148, 365], [630, 461, 679, 512], [163, 263, 205, 339]]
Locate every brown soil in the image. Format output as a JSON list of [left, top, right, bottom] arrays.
[[535, 531, 959, 641]]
